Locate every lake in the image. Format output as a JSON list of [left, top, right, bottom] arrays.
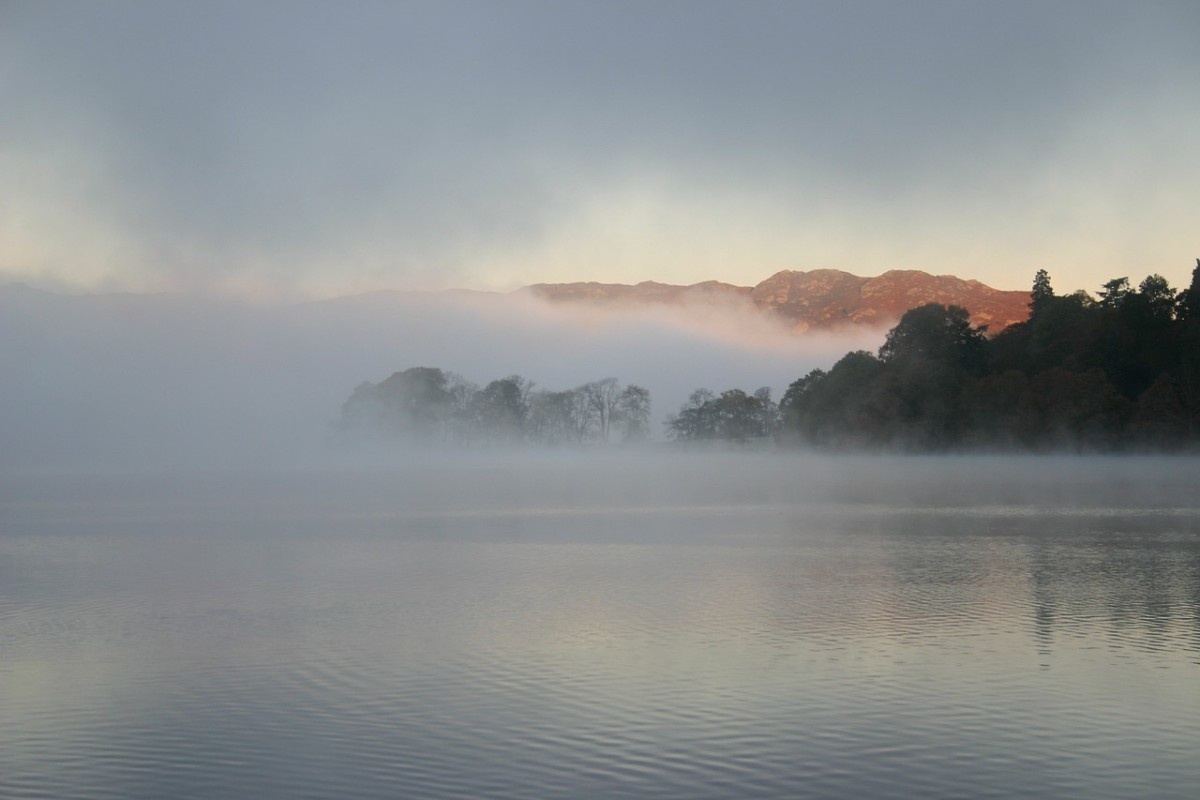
[[2, 454, 1198, 799]]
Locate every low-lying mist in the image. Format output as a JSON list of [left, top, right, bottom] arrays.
[[5, 452, 1198, 539], [0, 285, 881, 472]]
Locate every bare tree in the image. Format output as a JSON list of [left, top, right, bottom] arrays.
[[616, 384, 651, 442], [568, 385, 597, 443], [527, 389, 576, 445], [581, 377, 622, 443], [753, 386, 778, 437]]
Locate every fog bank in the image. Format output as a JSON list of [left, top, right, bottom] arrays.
[[0, 285, 879, 471]]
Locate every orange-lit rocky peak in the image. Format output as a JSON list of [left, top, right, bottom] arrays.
[[521, 270, 1030, 334], [749, 270, 869, 330], [855, 271, 1029, 332]]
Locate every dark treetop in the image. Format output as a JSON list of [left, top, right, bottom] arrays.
[[774, 261, 1200, 452]]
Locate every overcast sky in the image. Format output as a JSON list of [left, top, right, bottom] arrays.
[[3, 0, 1198, 298]]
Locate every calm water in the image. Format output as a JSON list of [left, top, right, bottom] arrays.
[[2, 455, 1198, 799]]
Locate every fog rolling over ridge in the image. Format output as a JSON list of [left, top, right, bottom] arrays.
[[0, 285, 878, 471]]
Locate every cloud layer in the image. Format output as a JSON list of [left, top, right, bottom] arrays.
[[2, 1, 1199, 296]]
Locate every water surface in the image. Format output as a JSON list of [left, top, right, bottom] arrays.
[[2, 455, 1198, 798]]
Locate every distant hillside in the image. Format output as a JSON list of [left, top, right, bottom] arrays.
[[522, 269, 1030, 333], [0, 267, 1032, 336]]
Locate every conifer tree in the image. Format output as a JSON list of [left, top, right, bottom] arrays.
[[1030, 269, 1054, 316]]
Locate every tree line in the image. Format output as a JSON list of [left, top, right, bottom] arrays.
[[340, 368, 651, 447], [341, 260, 1200, 452], [664, 387, 779, 443], [775, 260, 1200, 451]]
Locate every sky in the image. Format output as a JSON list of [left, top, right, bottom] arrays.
[[2, 0, 1198, 299]]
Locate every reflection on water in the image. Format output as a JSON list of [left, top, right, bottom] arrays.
[[2, 455, 1198, 799]]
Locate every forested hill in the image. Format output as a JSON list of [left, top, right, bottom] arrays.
[[773, 264, 1200, 451]]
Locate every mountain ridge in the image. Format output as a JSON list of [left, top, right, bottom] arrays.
[[1, 268, 1032, 333], [522, 268, 1030, 333]]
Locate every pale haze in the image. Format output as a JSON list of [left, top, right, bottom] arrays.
[[0, 285, 882, 470], [4, 6, 1200, 796], [3, 0, 1198, 298]]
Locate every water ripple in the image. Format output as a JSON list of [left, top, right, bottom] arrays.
[[3, 465, 1199, 799]]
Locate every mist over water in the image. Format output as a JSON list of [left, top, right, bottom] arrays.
[[0, 286, 878, 471], [4, 286, 1199, 798], [2, 455, 1199, 799], [6, 1, 1200, 793]]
